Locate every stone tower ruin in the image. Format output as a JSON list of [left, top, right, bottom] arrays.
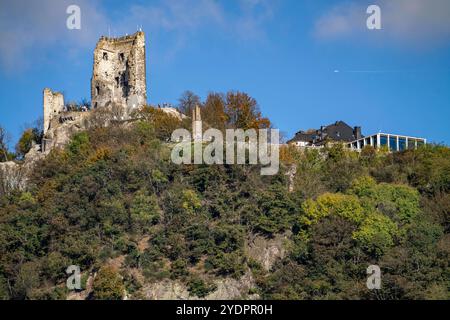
[[91, 31, 147, 114], [43, 88, 64, 135], [192, 105, 202, 142]]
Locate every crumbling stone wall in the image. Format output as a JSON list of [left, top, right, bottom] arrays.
[[0, 144, 44, 196], [43, 110, 90, 153], [43, 88, 64, 134], [91, 31, 147, 116], [0, 162, 26, 195], [39, 32, 147, 154]]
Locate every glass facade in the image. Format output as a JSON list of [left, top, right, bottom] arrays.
[[380, 135, 388, 147], [389, 136, 397, 151], [399, 137, 406, 151], [345, 133, 425, 152]]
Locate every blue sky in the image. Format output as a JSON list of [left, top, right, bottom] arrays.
[[0, 0, 449, 147]]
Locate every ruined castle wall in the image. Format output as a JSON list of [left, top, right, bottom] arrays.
[[91, 31, 147, 115], [43, 88, 64, 134], [40, 32, 147, 154], [43, 111, 90, 153]]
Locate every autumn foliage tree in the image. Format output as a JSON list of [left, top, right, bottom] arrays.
[[225, 91, 271, 130], [202, 92, 227, 131], [133, 105, 184, 142], [178, 91, 271, 132]]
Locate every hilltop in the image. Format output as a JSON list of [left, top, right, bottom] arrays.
[[0, 107, 449, 299]]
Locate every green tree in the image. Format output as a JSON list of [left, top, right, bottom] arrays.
[[301, 193, 364, 226], [130, 190, 161, 228], [92, 266, 124, 300], [254, 184, 295, 236], [350, 176, 420, 224], [182, 189, 202, 215], [187, 276, 217, 298], [353, 212, 398, 257], [16, 129, 35, 159]]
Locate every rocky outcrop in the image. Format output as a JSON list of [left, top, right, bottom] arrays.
[[0, 161, 26, 194], [286, 164, 297, 192], [43, 111, 91, 153], [247, 232, 291, 271], [205, 272, 258, 300], [142, 272, 258, 300], [0, 144, 45, 195], [143, 280, 190, 300]]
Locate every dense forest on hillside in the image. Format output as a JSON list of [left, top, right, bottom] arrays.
[[0, 92, 449, 300]]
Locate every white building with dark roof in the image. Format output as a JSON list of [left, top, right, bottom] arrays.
[[288, 121, 426, 152]]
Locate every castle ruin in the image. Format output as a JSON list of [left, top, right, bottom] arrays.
[[41, 31, 148, 152], [43, 88, 65, 135], [36, 31, 200, 154], [91, 31, 147, 114]]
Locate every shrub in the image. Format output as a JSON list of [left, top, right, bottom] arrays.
[[353, 212, 398, 257], [92, 266, 124, 300], [16, 129, 35, 158], [301, 193, 364, 226], [187, 276, 217, 298]]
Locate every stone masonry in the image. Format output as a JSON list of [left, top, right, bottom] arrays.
[[41, 31, 148, 152], [192, 105, 202, 142], [43, 88, 65, 135], [91, 31, 147, 115]]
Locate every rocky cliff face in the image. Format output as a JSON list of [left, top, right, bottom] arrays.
[[247, 232, 290, 271], [141, 272, 259, 300], [0, 161, 25, 194], [62, 234, 277, 301], [0, 144, 45, 195]]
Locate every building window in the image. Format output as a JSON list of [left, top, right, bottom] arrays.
[[399, 137, 406, 151], [380, 135, 388, 146], [103, 52, 108, 60], [119, 53, 124, 61], [96, 85, 100, 95], [408, 138, 416, 149], [389, 136, 397, 151]]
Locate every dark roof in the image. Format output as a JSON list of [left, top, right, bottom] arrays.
[[322, 121, 356, 142], [288, 121, 363, 144], [287, 131, 316, 143]]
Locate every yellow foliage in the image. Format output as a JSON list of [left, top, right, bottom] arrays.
[[301, 193, 364, 225], [87, 147, 112, 163]]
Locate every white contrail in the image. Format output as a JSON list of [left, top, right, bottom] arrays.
[[334, 69, 450, 74]]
